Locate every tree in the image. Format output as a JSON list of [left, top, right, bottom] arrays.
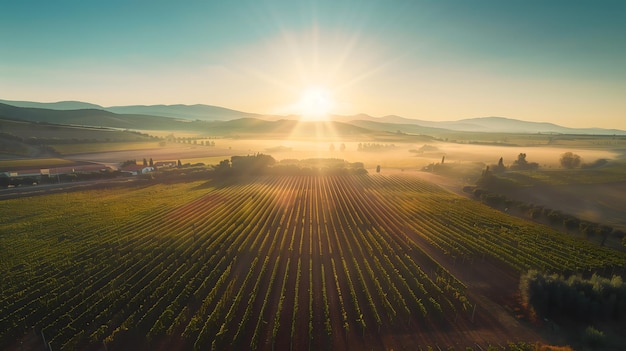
[[376, 165, 381, 173], [177, 159, 182, 167], [441, 156, 445, 164], [214, 159, 231, 175], [149, 158, 153, 167], [143, 158, 148, 166], [560, 152, 581, 169], [231, 154, 276, 174], [493, 157, 506, 173], [510, 153, 538, 170]]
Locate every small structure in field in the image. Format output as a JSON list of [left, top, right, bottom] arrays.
[[154, 161, 177, 169], [121, 164, 154, 176]]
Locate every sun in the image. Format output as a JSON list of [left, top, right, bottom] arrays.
[[296, 86, 335, 121]]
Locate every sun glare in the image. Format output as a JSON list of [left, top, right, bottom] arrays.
[[297, 87, 334, 121]]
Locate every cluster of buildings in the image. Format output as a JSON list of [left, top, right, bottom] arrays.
[[0, 160, 179, 183]]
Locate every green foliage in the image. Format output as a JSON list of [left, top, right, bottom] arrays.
[[1, 175, 625, 350], [520, 271, 626, 323], [582, 326, 606, 348]]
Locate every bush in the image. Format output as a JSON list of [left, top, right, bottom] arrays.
[[520, 271, 626, 323], [559, 152, 581, 169], [582, 326, 606, 347]]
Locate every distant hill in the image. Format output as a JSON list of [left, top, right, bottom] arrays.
[[0, 103, 192, 130], [193, 118, 372, 138], [336, 115, 626, 135], [438, 117, 626, 135], [0, 99, 276, 122], [2, 99, 625, 135], [0, 103, 372, 138], [0, 99, 103, 110], [346, 119, 450, 136], [105, 104, 269, 121]]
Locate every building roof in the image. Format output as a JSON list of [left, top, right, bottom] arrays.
[[121, 164, 149, 172]]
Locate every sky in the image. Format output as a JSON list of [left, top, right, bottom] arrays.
[[1, 0, 625, 129]]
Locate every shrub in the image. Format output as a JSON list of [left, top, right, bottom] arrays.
[[559, 152, 581, 169], [582, 326, 606, 347]]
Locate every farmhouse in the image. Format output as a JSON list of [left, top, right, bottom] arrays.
[[121, 164, 154, 176]]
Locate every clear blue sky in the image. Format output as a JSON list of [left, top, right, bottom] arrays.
[[1, 0, 625, 128]]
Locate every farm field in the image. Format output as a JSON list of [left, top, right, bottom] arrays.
[[0, 158, 76, 170], [1, 174, 625, 350], [51, 142, 172, 155], [476, 161, 626, 233]]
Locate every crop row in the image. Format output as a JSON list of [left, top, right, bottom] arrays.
[[1, 175, 624, 350]]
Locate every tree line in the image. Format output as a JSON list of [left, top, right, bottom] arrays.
[[213, 154, 367, 176]]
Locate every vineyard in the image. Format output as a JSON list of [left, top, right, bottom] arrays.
[[1, 175, 625, 350]]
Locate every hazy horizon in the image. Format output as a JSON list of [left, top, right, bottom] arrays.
[[1, 0, 625, 129]]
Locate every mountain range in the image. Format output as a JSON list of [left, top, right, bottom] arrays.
[[1, 98, 624, 135]]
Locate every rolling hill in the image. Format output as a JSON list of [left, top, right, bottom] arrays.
[[0, 99, 103, 110], [0, 103, 189, 130], [0, 99, 274, 122], [2, 99, 625, 135], [338, 114, 626, 135], [0, 103, 372, 138], [105, 104, 268, 121]]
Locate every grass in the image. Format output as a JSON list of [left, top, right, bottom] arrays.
[[0, 158, 75, 170], [498, 163, 626, 186]]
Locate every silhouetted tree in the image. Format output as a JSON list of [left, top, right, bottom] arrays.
[[492, 157, 506, 173], [376, 165, 381, 173], [231, 154, 276, 174], [441, 156, 445, 164], [482, 165, 491, 177], [177, 159, 182, 167], [149, 158, 153, 167], [214, 159, 231, 175], [143, 158, 148, 166], [510, 153, 539, 170], [560, 152, 582, 169]]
